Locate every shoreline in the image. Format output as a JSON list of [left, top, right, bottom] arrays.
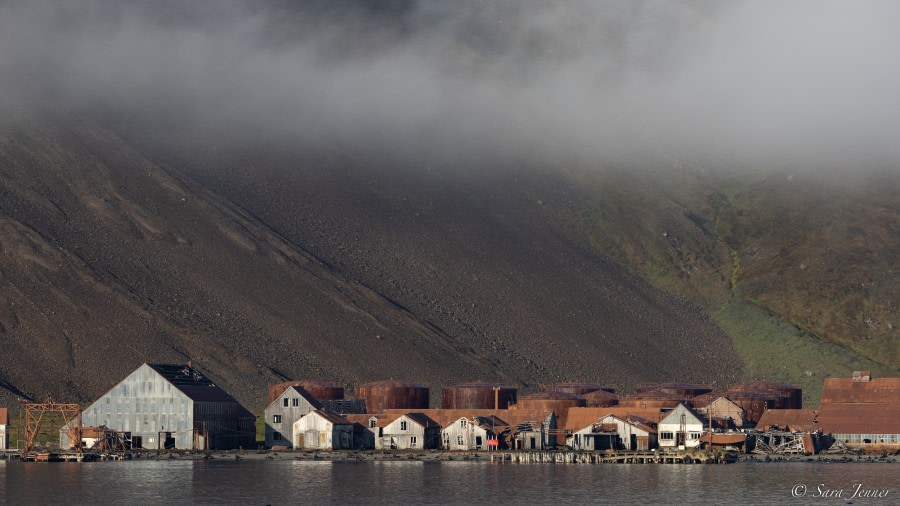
[[5, 449, 898, 464]]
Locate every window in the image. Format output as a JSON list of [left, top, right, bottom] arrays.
[[410, 436, 417, 446], [369, 418, 377, 428], [400, 421, 408, 431], [274, 431, 283, 441], [661, 432, 674, 440], [273, 415, 282, 424], [292, 398, 299, 407], [457, 436, 464, 446], [284, 398, 289, 407], [460, 419, 467, 428], [690, 433, 700, 440]]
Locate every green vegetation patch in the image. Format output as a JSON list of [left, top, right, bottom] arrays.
[[713, 300, 898, 409]]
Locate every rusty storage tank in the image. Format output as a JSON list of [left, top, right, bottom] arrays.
[[442, 383, 518, 409], [512, 391, 586, 411], [725, 390, 782, 424], [618, 390, 690, 410], [354, 381, 430, 413], [540, 382, 615, 396], [732, 381, 802, 409], [636, 383, 712, 399], [267, 381, 345, 405], [689, 391, 727, 409], [583, 389, 620, 408]]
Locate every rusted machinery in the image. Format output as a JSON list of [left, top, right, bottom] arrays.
[[442, 383, 518, 409]]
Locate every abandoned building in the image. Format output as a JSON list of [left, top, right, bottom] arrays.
[[817, 372, 900, 446], [77, 363, 256, 450], [442, 416, 508, 451], [264, 386, 323, 448], [0, 408, 7, 450], [379, 413, 441, 450], [658, 404, 706, 449], [292, 410, 356, 450]]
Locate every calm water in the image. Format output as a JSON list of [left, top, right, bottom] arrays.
[[1, 459, 898, 505]]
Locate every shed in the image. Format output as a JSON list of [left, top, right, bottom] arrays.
[[292, 410, 355, 450]]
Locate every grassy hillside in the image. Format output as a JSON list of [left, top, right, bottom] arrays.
[[560, 165, 899, 406]]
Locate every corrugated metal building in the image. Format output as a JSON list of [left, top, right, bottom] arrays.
[[818, 373, 900, 446], [264, 386, 323, 448], [79, 363, 255, 450]]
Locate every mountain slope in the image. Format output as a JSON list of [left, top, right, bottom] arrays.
[[0, 83, 744, 408]]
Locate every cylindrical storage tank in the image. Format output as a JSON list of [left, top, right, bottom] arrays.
[[689, 391, 726, 409], [540, 383, 615, 396], [732, 381, 803, 409], [354, 381, 430, 413], [442, 383, 518, 409], [618, 390, 689, 410], [725, 390, 780, 425], [268, 381, 344, 405], [583, 389, 619, 408], [512, 392, 586, 411], [637, 383, 712, 398]]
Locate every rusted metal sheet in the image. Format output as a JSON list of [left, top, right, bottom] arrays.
[[0, 407, 7, 425], [511, 392, 586, 411], [354, 381, 429, 413], [540, 383, 615, 395], [817, 403, 900, 435], [636, 383, 712, 399], [441, 383, 518, 410], [268, 381, 344, 405], [756, 409, 819, 432], [583, 390, 619, 407], [722, 390, 781, 425], [820, 377, 900, 405], [731, 381, 802, 409], [618, 390, 688, 410]]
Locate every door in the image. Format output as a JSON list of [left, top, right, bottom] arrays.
[[530, 437, 536, 449]]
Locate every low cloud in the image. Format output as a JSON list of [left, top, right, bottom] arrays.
[[2, 0, 899, 169]]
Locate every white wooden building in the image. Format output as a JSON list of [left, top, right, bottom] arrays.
[[596, 414, 658, 451], [380, 413, 441, 450], [658, 404, 705, 449], [292, 410, 354, 450], [442, 416, 507, 451], [264, 386, 322, 448], [0, 408, 7, 450]]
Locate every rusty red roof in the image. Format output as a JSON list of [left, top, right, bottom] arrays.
[[0, 408, 7, 425], [757, 409, 819, 431], [817, 403, 900, 435], [820, 377, 900, 404]]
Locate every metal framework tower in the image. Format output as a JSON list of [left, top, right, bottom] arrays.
[[19, 396, 82, 454]]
